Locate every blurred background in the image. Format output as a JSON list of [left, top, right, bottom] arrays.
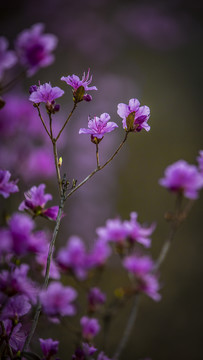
[[0, 0, 203, 359]]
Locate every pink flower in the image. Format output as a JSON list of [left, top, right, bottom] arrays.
[[0, 37, 17, 80], [117, 98, 150, 132], [61, 69, 97, 92], [39, 338, 59, 358], [197, 150, 203, 174], [159, 160, 203, 199], [15, 23, 57, 76], [79, 113, 118, 140], [0, 170, 19, 198], [80, 316, 100, 341], [29, 82, 64, 104]]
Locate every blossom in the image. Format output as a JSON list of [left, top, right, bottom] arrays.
[[197, 150, 203, 174], [8, 213, 35, 255], [97, 352, 112, 360], [0, 37, 17, 80], [79, 113, 118, 140], [123, 254, 161, 301], [88, 238, 111, 267], [88, 287, 106, 311], [0, 295, 31, 321], [159, 160, 203, 199], [0, 320, 26, 352], [15, 23, 58, 76], [57, 236, 88, 280], [19, 184, 59, 220], [117, 98, 150, 132], [39, 282, 77, 319], [123, 212, 155, 248], [61, 69, 97, 92], [39, 338, 59, 358], [0, 170, 19, 198], [80, 316, 100, 341], [29, 82, 64, 105]]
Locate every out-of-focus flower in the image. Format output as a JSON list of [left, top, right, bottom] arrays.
[[0, 295, 31, 321], [0, 170, 19, 198], [39, 338, 59, 359], [29, 82, 64, 108], [123, 254, 161, 301], [8, 213, 34, 255], [97, 212, 155, 249], [159, 160, 203, 199], [82, 343, 97, 356], [57, 236, 88, 280], [19, 184, 59, 221], [39, 282, 77, 319], [88, 238, 111, 267], [80, 316, 100, 341], [117, 98, 150, 132], [0, 37, 17, 80], [79, 113, 118, 142], [15, 23, 58, 76], [88, 287, 106, 312], [0, 264, 37, 303], [197, 150, 203, 174], [97, 352, 112, 360]]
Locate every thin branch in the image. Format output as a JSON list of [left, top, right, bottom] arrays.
[[52, 139, 62, 194], [66, 131, 129, 200], [56, 103, 77, 142], [96, 143, 100, 169], [36, 105, 51, 139], [112, 295, 139, 360]]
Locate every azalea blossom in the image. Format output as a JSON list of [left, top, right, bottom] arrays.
[[159, 160, 203, 199], [79, 113, 118, 140], [29, 82, 64, 105], [117, 98, 150, 132], [61, 68, 97, 92], [0, 170, 19, 198], [15, 23, 57, 76], [80, 316, 100, 341], [0, 37, 17, 80]]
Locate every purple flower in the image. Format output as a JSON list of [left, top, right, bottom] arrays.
[[97, 352, 112, 360], [8, 213, 35, 255], [57, 236, 88, 280], [0, 320, 26, 352], [19, 184, 59, 221], [15, 23, 58, 76], [80, 316, 100, 341], [88, 238, 111, 268], [123, 254, 161, 301], [0, 170, 19, 198], [39, 338, 59, 358], [159, 160, 203, 199], [88, 287, 106, 311], [117, 98, 150, 132], [197, 150, 203, 174], [0, 295, 31, 321], [0, 264, 37, 303], [82, 343, 97, 356], [29, 82, 64, 104], [61, 69, 97, 92], [39, 282, 77, 319], [97, 218, 128, 245], [0, 37, 17, 80], [123, 212, 155, 248], [79, 113, 118, 141]]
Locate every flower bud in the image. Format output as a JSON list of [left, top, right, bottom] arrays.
[[83, 94, 92, 102], [29, 85, 38, 94]]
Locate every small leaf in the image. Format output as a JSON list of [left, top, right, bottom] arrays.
[[73, 85, 85, 103], [126, 111, 135, 131]]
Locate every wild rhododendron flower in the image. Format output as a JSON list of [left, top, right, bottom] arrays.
[[123, 254, 161, 301], [61, 69, 97, 92], [0, 170, 19, 198], [0, 37, 17, 80], [80, 316, 100, 341], [0, 295, 31, 321], [19, 184, 59, 220], [39, 282, 77, 319], [15, 23, 58, 76], [197, 150, 203, 174], [88, 287, 106, 311], [159, 160, 203, 199], [39, 338, 59, 358], [0, 320, 26, 352], [79, 113, 118, 140], [29, 82, 64, 105], [117, 98, 150, 132]]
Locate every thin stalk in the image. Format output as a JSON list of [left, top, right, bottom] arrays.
[[96, 143, 100, 169], [49, 112, 53, 140], [56, 103, 77, 142], [112, 295, 139, 360], [52, 139, 62, 194], [22, 199, 65, 351], [36, 105, 51, 139], [66, 132, 129, 200]]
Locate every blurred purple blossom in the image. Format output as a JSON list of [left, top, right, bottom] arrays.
[[197, 150, 203, 174], [0, 294, 31, 321], [159, 160, 203, 199], [0, 320, 26, 352], [0, 169, 19, 198], [97, 352, 112, 360], [80, 316, 100, 341], [88, 287, 106, 312], [0, 37, 17, 80], [88, 238, 111, 267], [82, 342, 97, 356], [39, 281, 77, 319], [39, 338, 59, 358], [117, 98, 150, 132], [19, 183, 59, 220], [123, 254, 161, 301], [15, 23, 58, 76], [79, 113, 118, 140]]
